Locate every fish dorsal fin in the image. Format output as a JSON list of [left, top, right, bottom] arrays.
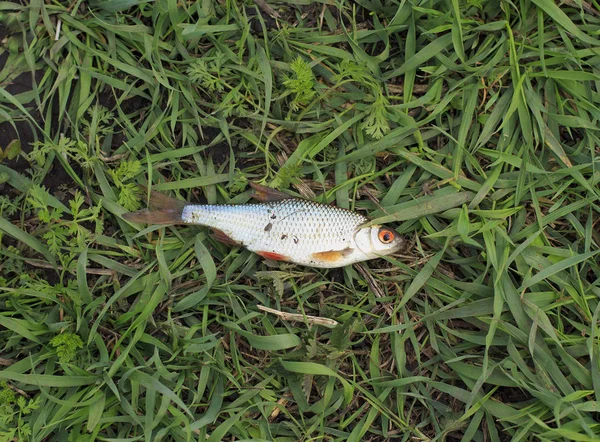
[[249, 182, 293, 202]]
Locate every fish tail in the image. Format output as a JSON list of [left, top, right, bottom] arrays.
[[122, 188, 187, 225]]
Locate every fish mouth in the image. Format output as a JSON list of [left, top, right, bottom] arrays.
[[389, 238, 405, 253]]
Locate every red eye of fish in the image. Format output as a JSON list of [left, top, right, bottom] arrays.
[[378, 229, 394, 244]]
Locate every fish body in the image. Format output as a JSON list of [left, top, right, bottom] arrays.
[[123, 184, 403, 268]]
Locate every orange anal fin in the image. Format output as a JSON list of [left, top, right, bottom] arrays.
[[256, 251, 290, 261], [211, 229, 242, 246], [249, 182, 293, 202], [311, 248, 354, 263], [122, 208, 184, 225]]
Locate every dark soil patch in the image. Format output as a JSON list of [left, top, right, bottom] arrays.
[[0, 20, 41, 175], [0, 23, 76, 213], [201, 126, 230, 167]]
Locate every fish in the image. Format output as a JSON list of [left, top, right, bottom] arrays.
[[122, 183, 404, 268]]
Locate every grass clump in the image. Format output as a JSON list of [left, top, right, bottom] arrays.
[[1, 0, 600, 440]]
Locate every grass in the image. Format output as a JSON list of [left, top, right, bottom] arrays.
[[1, 0, 600, 440]]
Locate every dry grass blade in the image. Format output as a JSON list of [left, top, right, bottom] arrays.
[[257, 305, 339, 328]]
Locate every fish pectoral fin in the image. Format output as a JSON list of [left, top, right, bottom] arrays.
[[256, 251, 290, 261], [211, 229, 242, 246], [311, 248, 354, 263], [249, 182, 292, 202]]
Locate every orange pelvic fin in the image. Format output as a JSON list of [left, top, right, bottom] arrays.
[[311, 248, 353, 263], [211, 229, 242, 246], [123, 187, 187, 225], [256, 251, 290, 261], [249, 182, 292, 202]]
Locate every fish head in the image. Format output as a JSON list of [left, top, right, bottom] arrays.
[[354, 225, 404, 259]]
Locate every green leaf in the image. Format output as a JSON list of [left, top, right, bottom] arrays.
[[280, 361, 354, 404], [225, 322, 301, 351], [398, 249, 444, 310], [87, 393, 106, 432], [0, 216, 57, 267], [195, 234, 216, 289], [370, 192, 475, 225], [0, 371, 97, 387], [4, 139, 20, 160], [530, 0, 600, 45], [0, 316, 43, 344], [520, 250, 599, 290]]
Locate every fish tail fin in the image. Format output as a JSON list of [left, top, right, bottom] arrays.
[[123, 187, 187, 225], [142, 186, 186, 212], [122, 208, 185, 225]]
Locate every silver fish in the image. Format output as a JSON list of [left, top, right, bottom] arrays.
[[123, 183, 403, 268]]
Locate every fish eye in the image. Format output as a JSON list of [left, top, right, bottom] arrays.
[[378, 229, 395, 244]]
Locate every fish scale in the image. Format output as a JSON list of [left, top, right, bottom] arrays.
[[181, 199, 368, 266]]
